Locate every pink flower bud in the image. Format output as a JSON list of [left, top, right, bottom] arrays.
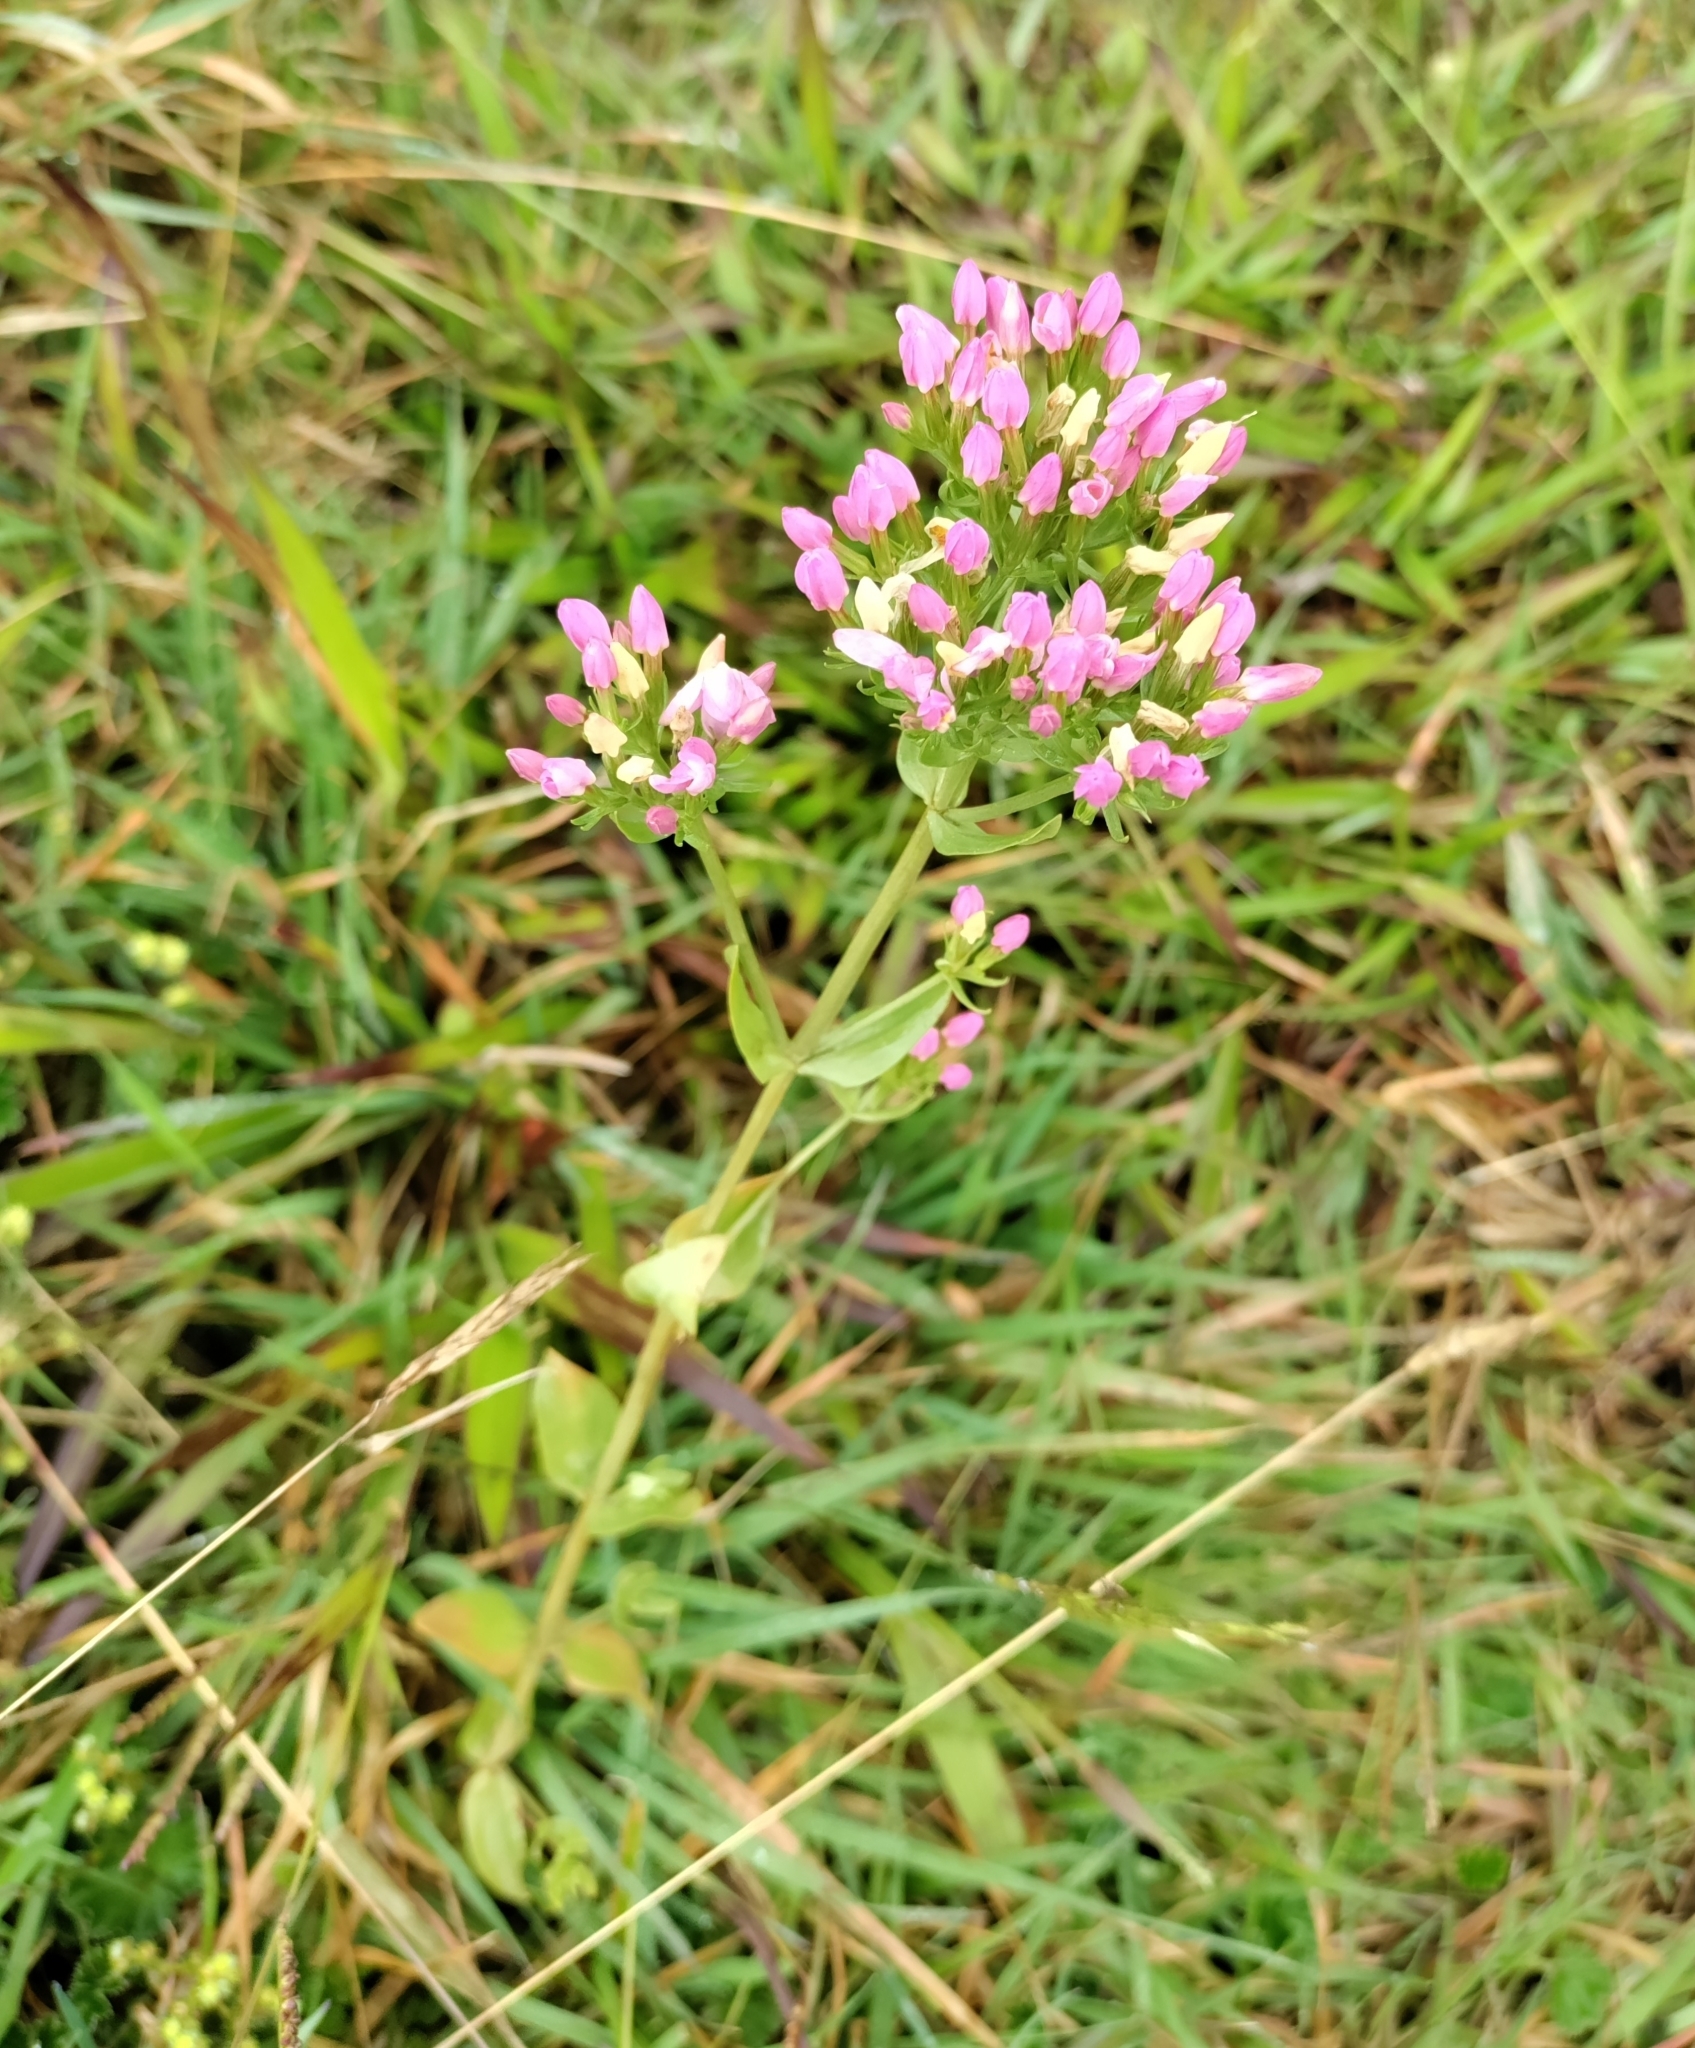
[[1018, 452, 1062, 516], [508, 747, 545, 782], [882, 400, 913, 431], [1077, 271, 1124, 337], [1099, 649, 1160, 695], [866, 448, 920, 513], [1156, 551, 1214, 617], [1159, 474, 1213, 518], [991, 913, 1030, 953], [557, 598, 611, 651], [545, 692, 586, 726], [1214, 422, 1248, 477], [1168, 377, 1228, 422], [960, 421, 1003, 484], [1193, 699, 1251, 738], [1161, 753, 1209, 799], [1106, 373, 1170, 432], [911, 1027, 942, 1061], [1003, 590, 1052, 652], [982, 364, 1031, 433], [1031, 289, 1077, 353], [1126, 739, 1171, 779], [783, 505, 834, 551], [1041, 634, 1090, 700], [795, 547, 848, 612], [832, 484, 871, 543], [944, 1010, 985, 1049], [646, 804, 680, 835], [1069, 474, 1112, 518], [1008, 672, 1037, 700], [906, 582, 955, 634], [1089, 423, 1132, 475], [984, 276, 1030, 355], [541, 758, 596, 800], [1102, 321, 1141, 379], [628, 584, 668, 654], [1068, 580, 1107, 637], [1240, 662, 1323, 703], [1029, 703, 1063, 736], [917, 687, 956, 731], [942, 518, 991, 575], [1213, 584, 1256, 659], [582, 641, 618, 690], [953, 259, 986, 329], [1074, 758, 1123, 808], [896, 303, 959, 392], [1213, 653, 1242, 687], [1136, 396, 1180, 460], [949, 335, 990, 407], [951, 884, 985, 925], [939, 1062, 973, 1092]]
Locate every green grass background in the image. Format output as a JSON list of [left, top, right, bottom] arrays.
[[2, 1, 1695, 2043]]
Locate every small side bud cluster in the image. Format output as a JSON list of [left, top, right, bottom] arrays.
[[898, 887, 1031, 1098], [507, 589, 776, 842]]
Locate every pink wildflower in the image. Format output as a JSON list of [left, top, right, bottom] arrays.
[[953, 260, 987, 330], [557, 598, 611, 651], [886, 652, 936, 702], [1074, 758, 1123, 808], [1008, 672, 1037, 700], [646, 804, 679, 836], [1159, 474, 1213, 519], [832, 478, 872, 543], [1018, 452, 1062, 515], [783, 505, 834, 551], [795, 548, 848, 611], [1102, 321, 1141, 379], [1193, 699, 1251, 738], [582, 642, 618, 691], [1214, 422, 1249, 477], [953, 626, 1011, 674], [984, 276, 1030, 355], [1003, 590, 1052, 652], [1106, 373, 1170, 433], [866, 448, 920, 514], [906, 582, 955, 634], [1041, 635, 1090, 700], [510, 748, 596, 800], [961, 421, 1003, 484], [951, 884, 985, 925], [896, 303, 959, 391], [945, 1011, 985, 1049], [1126, 739, 1171, 779], [1069, 475, 1112, 518], [911, 1027, 942, 1061], [1161, 753, 1209, 799], [666, 664, 773, 742], [1029, 703, 1063, 736], [1168, 377, 1228, 422], [881, 400, 913, 431], [1069, 581, 1107, 637], [1213, 654, 1242, 687], [1156, 551, 1214, 616], [1032, 289, 1077, 354], [943, 519, 991, 575], [917, 688, 956, 731], [1089, 423, 1132, 476], [950, 336, 990, 407], [1212, 583, 1256, 659], [991, 913, 1030, 953], [939, 1062, 973, 1092], [1136, 397, 1180, 460], [650, 735, 718, 796], [1240, 663, 1323, 703], [982, 363, 1031, 432], [1077, 271, 1124, 337], [833, 627, 906, 673], [628, 585, 668, 655], [545, 692, 585, 726], [1099, 649, 1160, 695]]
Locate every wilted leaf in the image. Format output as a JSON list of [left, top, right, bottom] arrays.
[[412, 1585, 534, 1681], [459, 1764, 529, 1903], [531, 1350, 618, 1499]]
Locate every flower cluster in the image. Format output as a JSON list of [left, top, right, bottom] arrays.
[[905, 884, 1028, 1093], [782, 261, 1321, 827], [506, 590, 775, 841]]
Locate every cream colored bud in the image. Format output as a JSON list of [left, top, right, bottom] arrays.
[[1059, 387, 1101, 452], [960, 910, 987, 945], [1125, 545, 1176, 576], [582, 712, 627, 759], [1167, 512, 1233, 555], [1122, 626, 1159, 653], [1177, 421, 1233, 478], [1036, 382, 1075, 441], [616, 755, 655, 784], [695, 633, 726, 674], [1106, 724, 1135, 774], [611, 641, 649, 699], [1137, 698, 1189, 738], [855, 577, 894, 635], [934, 639, 965, 669], [1173, 602, 1225, 666]]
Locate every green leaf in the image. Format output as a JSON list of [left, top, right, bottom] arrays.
[[463, 1320, 529, 1543], [0, 1005, 180, 1055], [1547, 1943, 1611, 2036], [459, 1765, 529, 1904], [531, 1350, 618, 1499], [885, 1614, 1029, 1860], [928, 809, 1063, 857], [253, 479, 404, 784], [412, 1585, 534, 1681], [555, 1619, 647, 1699], [725, 943, 789, 1082], [588, 1464, 705, 1537], [895, 733, 971, 810], [800, 975, 948, 1089], [622, 1234, 727, 1336]]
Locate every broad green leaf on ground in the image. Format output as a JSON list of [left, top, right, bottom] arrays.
[[459, 1764, 530, 1904], [463, 1320, 530, 1543], [531, 1350, 619, 1499]]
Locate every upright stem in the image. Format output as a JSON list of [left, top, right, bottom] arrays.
[[693, 826, 786, 1043], [502, 812, 935, 1747]]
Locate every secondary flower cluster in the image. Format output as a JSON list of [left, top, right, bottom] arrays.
[[783, 261, 1321, 825], [908, 884, 1028, 1093], [506, 590, 774, 840]]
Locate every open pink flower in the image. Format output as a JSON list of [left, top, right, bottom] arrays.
[[991, 913, 1030, 953], [795, 548, 848, 612], [628, 585, 668, 654], [650, 735, 718, 795], [951, 884, 985, 925], [783, 505, 834, 551], [1161, 753, 1209, 799], [944, 1010, 985, 1049], [1241, 663, 1322, 703], [666, 664, 773, 741], [1102, 321, 1141, 379], [545, 693, 585, 726], [943, 519, 991, 575], [953, 260, 987, 330], [961, 421, 1003, 484], [1126, 739, 1171, 779], [896, 303, 958, 391], [557, 599, 611, 651], [833, 627, 906, 673], [917, 688, 956, 731], [982, 363, 1031, 432], [1018, 453, 1062, 515], [1078, 271, 1124, 337], [1074, 758, 1123, 807], [510, 748, 596, 800], [906, 582, 955, 634], [1069, 475, 1112, 518], [984, 276, 1030, 355], [1032, 289, 1077, 353], [1003, 590, 1052, 652], [646, 804, 679, 836]]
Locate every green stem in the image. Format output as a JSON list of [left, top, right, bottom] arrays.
[[501, 811, 935, 1749], [693, 825, 787, 1044]]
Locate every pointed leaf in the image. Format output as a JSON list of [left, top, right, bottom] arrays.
[[622, 1235, 727, 1336], [726, 943, 789, 1082], [412, 1585, 534, 1681], [800, 975, 948, 1089], [928, 809, 1062, 857], [531, 1350, 619, 1499], [459, 1765, 529, 1904], [464, 1320, 529, 1543]]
